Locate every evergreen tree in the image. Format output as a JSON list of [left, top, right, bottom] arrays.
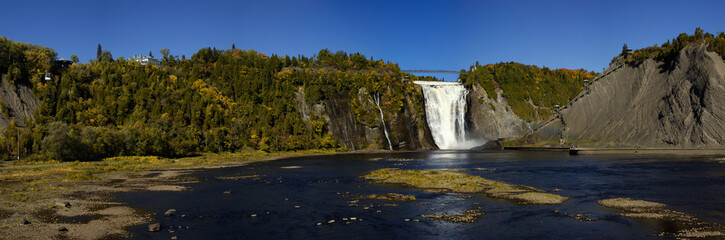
[[97, 44, 102, 61]]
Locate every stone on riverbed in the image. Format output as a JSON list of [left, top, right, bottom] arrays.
[[148, 223, 161, 232], [164, 209, 177, 217]]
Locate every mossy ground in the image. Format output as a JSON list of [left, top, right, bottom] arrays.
[[421, 207, 484, 223], [0, 150, 336, 210], [356, 193, 416, 201], [598, 198, 725, 239], [364, 168, 568, 205]]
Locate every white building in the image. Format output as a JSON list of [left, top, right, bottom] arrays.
[[130, 55, 160, 65]]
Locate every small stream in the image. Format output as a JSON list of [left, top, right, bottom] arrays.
[[119, 151, 725, 239]]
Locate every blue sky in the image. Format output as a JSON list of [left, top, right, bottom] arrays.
[[2, 0, 724, 78]]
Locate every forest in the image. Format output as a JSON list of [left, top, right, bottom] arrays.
[[0, 38, 423, 161]]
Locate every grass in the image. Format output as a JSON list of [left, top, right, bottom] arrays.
[[364, 168, 568, 205]]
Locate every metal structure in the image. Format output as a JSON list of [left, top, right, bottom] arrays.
[[401, 70, 459, 74]]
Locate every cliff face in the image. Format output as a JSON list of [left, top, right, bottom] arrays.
[[527, 44, 725, 147], [465, 83, 531, 141], [0, 75, 40, 130], [296, 85, 436, 151]]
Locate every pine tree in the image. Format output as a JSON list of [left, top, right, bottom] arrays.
[[97, 44, 102, 61]]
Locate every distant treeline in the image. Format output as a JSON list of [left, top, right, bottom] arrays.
[[620, 28, 725, 66], [0, 38, 425, 161]]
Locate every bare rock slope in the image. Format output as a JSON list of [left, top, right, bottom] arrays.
[[0, 75, 40, 130], [527, 44, 725, 147], [466, 83, 530, 141]]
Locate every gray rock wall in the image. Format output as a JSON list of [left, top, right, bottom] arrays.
[[296, 84, 436, 151], [529, 44, 725, 147], [0, 75, 40, 131], [465, 83, 531, 141]]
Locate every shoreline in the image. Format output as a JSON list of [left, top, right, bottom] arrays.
[[569, 148, 725, 156], [0, 149, 388, 240]]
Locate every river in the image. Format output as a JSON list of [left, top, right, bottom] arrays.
[[120, 151, 725, 239]]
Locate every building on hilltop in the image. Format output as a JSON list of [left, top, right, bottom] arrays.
[[54, 58, 73, 68], [130, 55, 160, 65]]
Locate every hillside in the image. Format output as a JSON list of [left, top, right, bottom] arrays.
[[0, 38, 435, 161], [459, 62, 595, 141], [525, 34, 725, 147]]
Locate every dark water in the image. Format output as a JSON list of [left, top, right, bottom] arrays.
[[119, 151, 725, 239]]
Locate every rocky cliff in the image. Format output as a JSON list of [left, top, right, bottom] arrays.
[[295, 84, 436, 151], [0, 75, 40, 130], [526, 44, 725, 147], [465, 83, 531, 141]]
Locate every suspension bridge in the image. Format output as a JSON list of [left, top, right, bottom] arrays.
[[401, 70, 460, 74]]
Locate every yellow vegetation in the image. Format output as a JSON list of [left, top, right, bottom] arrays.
[[364, 168, 568, 204]]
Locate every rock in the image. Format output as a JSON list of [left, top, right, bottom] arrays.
[[58, 226, 68, 232], [526, 44, 725, 148], [21, 218, 30, 225], [164, 209, 177, 217], [148, 223, 161, 232], [55, 202, 72, 208], [465, 80, 530, 141], [471, 138, 504, 151]]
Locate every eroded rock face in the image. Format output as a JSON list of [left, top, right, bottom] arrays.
[[465, 83, 530, 141], [295, 84, 436, 151], [529, 44, 725, 147], [0, 75, 40, 131]]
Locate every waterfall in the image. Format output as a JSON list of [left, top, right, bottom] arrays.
[[415, 81, 480, 149], [372, 92, 393, 150]]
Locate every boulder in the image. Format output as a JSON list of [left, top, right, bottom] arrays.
[[164, 209, 176, 217], [148, 223, 161, 232], [471, 138, 504, 151]]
